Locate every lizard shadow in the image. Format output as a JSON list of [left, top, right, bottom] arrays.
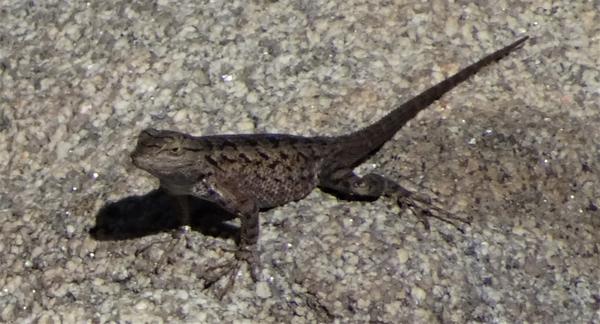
[[89, 188, 239, 243]]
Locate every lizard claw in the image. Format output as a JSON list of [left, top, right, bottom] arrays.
[[199, 247, 261, 299], [235, 247, 260, 282], [397, 192, 470, 233], [134, 225, 192, 274], [200, 259, 240, 299]]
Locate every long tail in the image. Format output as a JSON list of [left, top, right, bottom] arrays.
[[332, 36, 528, 168]]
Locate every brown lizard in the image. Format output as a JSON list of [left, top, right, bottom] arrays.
[[130, 36, 528, 294]]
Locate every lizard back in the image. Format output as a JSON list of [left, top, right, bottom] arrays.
[[194, 133, 334, 207]]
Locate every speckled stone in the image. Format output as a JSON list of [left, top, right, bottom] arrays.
[[1, 0, 599, 323]]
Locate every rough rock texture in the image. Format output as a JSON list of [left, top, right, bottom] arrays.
[[1, 0, 599, 322]]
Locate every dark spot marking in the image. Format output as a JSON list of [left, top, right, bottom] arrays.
[[279, 151, 289, 160], [218, 139, 237, 150], [297, 150, 308, 162], [205, 155, 224, 171], [219, 153, 236, 163], [238, 153, 251, 163], [257, 150, 270, 160]]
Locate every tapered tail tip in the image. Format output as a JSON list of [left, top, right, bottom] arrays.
[[511, 36, 530, 49]]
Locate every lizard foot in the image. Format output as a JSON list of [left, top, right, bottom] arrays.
[[397, 191, 471, 233], [134, 225, 192, 273], [199, 247, 260, 299]]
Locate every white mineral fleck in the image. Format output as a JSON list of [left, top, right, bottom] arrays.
[[255, 282, 272, 299]]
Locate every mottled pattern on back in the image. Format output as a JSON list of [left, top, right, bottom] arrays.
[[198, 134, 333, 208]]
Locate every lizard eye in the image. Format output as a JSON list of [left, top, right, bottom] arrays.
[[169, 146, 183, 155]]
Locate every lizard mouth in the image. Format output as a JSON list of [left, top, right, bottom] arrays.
[[130, 152, 145, 169], [130, 153, 140, 166], [130, 144, 151, 170]]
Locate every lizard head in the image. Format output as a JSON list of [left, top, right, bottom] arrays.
[[131, 128, 199, 181]]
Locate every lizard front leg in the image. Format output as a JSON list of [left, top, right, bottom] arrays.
[[134, 191, 193, 272], [230, 194, 260, 281], [193, 178, 261, 297], [319, 171, 469, 230]]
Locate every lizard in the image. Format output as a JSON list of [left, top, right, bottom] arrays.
[[130, 36, 528, 294]]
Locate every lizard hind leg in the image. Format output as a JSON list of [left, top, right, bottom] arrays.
[[319, 172, 388, 200], [395, 182, 471, 232], [319, 172, 470, 231]]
